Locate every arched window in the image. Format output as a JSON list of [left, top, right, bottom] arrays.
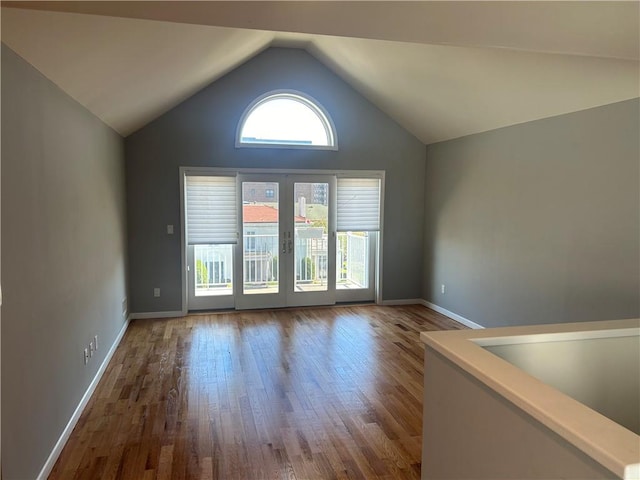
[[237, 90, 337, 149]]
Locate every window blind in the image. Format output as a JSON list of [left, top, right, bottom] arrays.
[[186, 175, 238, 244], [337, 178, 381, 231]]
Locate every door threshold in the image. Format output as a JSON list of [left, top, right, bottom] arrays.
[[187, 301, 377, 316]]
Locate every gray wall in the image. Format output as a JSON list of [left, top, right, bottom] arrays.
[[423, 99, 640, 328], [126, 47, 426, 313], [1, 45, 128, 479]]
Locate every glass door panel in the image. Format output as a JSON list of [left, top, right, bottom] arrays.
[[286, 176, 336, 307], [236, 176, 287, 309], [293, 182, 329, 293], [242, 181, 280, 295]]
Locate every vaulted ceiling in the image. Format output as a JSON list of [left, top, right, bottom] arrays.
[[2, 1, 639, 144]]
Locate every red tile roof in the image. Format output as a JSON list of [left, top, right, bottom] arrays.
[[243, 204, 307, 223]]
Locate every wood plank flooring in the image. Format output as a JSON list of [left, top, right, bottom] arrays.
[[49, 305, 465, 480]]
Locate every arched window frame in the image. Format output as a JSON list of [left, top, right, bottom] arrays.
[[236, 90, 338, 151]]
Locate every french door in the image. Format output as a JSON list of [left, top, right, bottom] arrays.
[[184, 170, 380, 312], [235, 173, 336, 309]]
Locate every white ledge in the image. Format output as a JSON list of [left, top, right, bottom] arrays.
[[421, 318, 640, 480]]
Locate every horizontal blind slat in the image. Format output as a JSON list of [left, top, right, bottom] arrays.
[[186, 175, 238, 244], [337, 178, 381, 231]]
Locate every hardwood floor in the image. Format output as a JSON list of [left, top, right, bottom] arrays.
[[50, 305, 465, 480]]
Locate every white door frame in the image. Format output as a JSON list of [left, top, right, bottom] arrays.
[[284, 173, 337, 308], [179, 167, 385, 314], [234, 172, 288, 310]]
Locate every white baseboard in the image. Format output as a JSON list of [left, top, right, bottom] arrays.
[[37, 318, 130, 480], [128, 310, 184, 320], [381, 298, 423, 306], [420, 300, 485, 329]]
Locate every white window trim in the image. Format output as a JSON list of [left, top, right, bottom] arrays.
[[235, 89, 339, 151], [179, 167, 384, 315]]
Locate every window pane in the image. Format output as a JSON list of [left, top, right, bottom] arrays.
[[242, 182, 279, 294], [336, 232, 369, 289], [294, 182, 329, 293], [239, 94, 335, 147], [194, 244, 233, 296]]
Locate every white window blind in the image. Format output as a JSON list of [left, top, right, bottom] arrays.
[[337, 178, 381, 231], [186, 175, 238, 244]]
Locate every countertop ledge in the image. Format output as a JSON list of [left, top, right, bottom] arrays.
[[420, 318, 640, 480]]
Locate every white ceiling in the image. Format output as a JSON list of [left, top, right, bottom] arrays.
[[2, 1, 639, 144]]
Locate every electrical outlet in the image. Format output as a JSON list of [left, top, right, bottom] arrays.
[[94, 335, 99, 351], [167, 224, 174, 235], [441, 284, 446, 294], [83, 348, 89, 365], [154, 288, 161, 297], [89, 340, 95, 357], [122, 298, 127, 317]]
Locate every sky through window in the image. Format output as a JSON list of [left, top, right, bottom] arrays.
[[238, 93, 335, 148]]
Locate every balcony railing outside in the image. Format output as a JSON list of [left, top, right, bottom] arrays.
[[337, 232, 368, 289], [295, 235, 328, 291], [243, 233, 279, 293], [194, 244, 233, 296], [194, 231, 369, 296]]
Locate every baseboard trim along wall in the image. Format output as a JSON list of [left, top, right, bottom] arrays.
[[381, 298, 424, 306], [420, 300, 485, 329], [36, 318, 131, 480], [381, 298, 484, 329], [128, 311, 184, 320]]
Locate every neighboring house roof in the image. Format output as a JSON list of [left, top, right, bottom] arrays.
[[243, 204, 307, 224]]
